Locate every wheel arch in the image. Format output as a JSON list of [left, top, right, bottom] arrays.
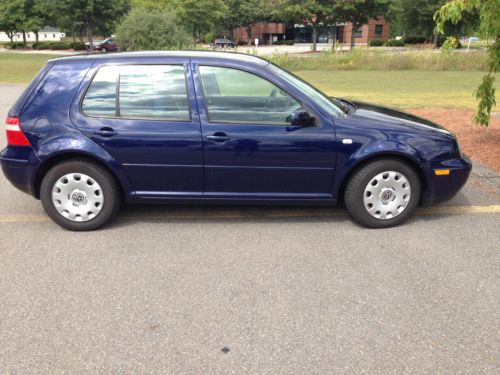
[[336, 152, 429, 206], [33, 151, 126, 200]]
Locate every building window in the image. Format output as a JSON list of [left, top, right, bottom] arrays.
[[53, 34, 56, 38], [44, 34, 47, 38], [375, 25, 383, 37], [354, 26, 363, 38]]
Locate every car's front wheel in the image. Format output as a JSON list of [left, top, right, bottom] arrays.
[[40, 160, 121, 231], [344, 159, 421, 228]]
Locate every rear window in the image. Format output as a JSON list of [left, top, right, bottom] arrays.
[[82, 65, 190, 121]]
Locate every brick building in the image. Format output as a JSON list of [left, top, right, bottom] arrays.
[[234, 22, 286, 45], [343, 19, 390, 44], [233, 18, 390, 45]]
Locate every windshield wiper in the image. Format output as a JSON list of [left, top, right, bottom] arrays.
[[331, 97, 350, 115]]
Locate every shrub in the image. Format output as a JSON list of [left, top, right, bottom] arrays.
[[49, 42, 71, 50], [5, 42, 25, 49], [368, 39, 385, 47], [32, 42, 51, 50], [435, 35, 461, 49], [273, 40, 294, 45], [70, 42, 87, 50], [204, 32, 215, 44], [385, 39, 405, 47], [405, 36, 427, 44], [115, 7, 193, 51]]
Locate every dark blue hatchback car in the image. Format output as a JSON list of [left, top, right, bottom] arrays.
[[1, 51, 471, 230]]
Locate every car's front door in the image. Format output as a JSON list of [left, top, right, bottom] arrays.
[[72, 61, 203, 197], [192, 62, 337, 199]]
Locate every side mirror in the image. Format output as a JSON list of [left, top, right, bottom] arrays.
[[288, 108, 315, 127]]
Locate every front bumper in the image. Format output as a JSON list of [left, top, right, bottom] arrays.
[[0, 146, 40, 197], [421, 155, 473, 205]]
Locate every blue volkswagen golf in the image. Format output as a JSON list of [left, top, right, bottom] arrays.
[[1, 51, 471, 230]]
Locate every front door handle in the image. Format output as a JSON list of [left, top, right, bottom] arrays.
[[94, 127, 118, 137], [207, 132, 230, 142]]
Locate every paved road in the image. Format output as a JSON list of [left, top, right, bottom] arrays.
[[1, 85, 499, 373]]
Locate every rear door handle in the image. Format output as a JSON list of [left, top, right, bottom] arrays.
[[207, 132, 230, 142], [94, 127, 117, 137]]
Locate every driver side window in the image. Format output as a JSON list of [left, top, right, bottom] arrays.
[[199, 66, 301, 125]]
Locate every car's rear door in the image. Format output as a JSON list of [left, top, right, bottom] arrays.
[[71, 59, 203, 197], [191, 60, 337, 199]]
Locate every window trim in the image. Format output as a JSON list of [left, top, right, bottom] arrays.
[[197, 65, 320, 127], [80, 63, 193, 123], [354, 26, 363, 38]]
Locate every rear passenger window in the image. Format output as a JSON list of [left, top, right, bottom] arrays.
[[82, 65, 190, 121]]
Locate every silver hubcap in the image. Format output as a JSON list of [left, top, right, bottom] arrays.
[[52, 173, 104, 222], [363, 171, 411, 220]]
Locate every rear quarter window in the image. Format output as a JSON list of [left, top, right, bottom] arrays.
[[9, 62, 53, 117]]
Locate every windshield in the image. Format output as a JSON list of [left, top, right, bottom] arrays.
[[266, 63, 345, 117]]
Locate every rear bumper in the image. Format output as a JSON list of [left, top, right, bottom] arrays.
[[0, 147, 40, 197], [422, 155, 473, 205]]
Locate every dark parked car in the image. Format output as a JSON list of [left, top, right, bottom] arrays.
[[1, 51, 471, 230], [212, 38, 238, 48], [92, 38, 117, 52]]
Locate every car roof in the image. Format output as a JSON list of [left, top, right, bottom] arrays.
[[50, 51, 270, 66]]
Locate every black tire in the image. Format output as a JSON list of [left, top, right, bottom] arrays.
[[344, 159, 421, 228], [40, 160, 121, 231]]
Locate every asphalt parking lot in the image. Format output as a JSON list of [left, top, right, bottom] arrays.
[[1, 84, 499, 373]]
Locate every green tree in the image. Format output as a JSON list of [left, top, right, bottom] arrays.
[[435, 0, 499, 126], [130, 0, 174, 8], [335, 0, 391, 48], [0, 0, 55, 47], [24, 0, 53, 44], [40, 0, 83, 43], [394, 0, 477, 43], [224, 0, 267, 43], [322, 0, 345, 48], [115, 7, 192, 50], [52, 0, 130, 51], [277, 0, 332, 52], [385, 0, 404, 37], [0, 0, 19, 43], [401, 0, 445, 41], [0, 0, 25, 45], [178, 0, 226, 42]]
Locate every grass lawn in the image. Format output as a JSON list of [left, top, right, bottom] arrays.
[[0, 53, 64, 83], [0, 52, 497, 110], [295, 70, 497, 110]]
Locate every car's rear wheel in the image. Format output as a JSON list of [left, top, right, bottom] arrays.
[[40, 160, 120, 231], [101, 47, 107, 53], [344, 159, 421, 228]]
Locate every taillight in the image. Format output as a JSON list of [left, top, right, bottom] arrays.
[[5, 116, 31, 146]]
